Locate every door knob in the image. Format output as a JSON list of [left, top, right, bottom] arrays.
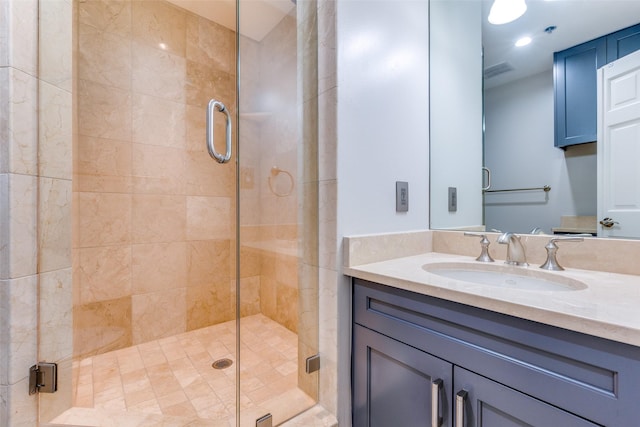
[[599, 217, 619, 228]]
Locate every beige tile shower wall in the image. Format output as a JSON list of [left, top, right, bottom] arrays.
[[74, 0, 238, 358], [1, 0, 74, 424]]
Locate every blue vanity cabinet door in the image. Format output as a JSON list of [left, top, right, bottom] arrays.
[[606, 23, 640, 63], [554, 38, 606, 148], [353, 278, 640, 426], [353, 324, 453, 427], [454, 367, 600, 427]]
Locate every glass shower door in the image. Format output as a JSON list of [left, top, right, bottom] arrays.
[[37, 0, 317, 425], [236, 0, 319, 425]]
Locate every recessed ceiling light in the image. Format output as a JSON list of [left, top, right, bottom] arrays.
[[488, 0, 527, 25], [515, 36, 532, 47]]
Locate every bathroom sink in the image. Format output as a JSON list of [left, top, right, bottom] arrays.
[[422, 262, 587, 292]]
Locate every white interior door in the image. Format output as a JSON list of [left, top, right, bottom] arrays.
[[597, 49, 640, 238]]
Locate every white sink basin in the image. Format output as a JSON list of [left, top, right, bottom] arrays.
[[422, 262, 587, 292]]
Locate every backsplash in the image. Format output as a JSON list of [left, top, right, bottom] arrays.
[[345, 229, 640, 277]]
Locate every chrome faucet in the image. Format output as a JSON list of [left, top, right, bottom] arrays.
[[497, 232, 528, 266], [540, 237, 584, 271], [464, 232, 495, 262]]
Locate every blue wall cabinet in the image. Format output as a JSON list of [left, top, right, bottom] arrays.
[[352, 279, 640, 426], [554, 22, 640, 148], [606, 23, 640, 63], [554, 38, 606, 148]]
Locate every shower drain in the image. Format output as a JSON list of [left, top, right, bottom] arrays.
[[212, 358, 233, 370]]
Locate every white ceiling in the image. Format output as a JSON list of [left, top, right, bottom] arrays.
[[166, 0, 295, 42], [482, 0, 640, 88]]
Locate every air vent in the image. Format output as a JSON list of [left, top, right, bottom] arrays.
[[484, 62, 514, 79]]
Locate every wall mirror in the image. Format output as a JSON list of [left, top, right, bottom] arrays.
[[429, 0, 640, 238]]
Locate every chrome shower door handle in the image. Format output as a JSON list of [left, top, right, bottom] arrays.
[[206, 99, 232, 163], [482, 167, 491, 191]]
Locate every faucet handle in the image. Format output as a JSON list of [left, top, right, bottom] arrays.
[[464, 232, 495, 262], [540, 237, 584, 271]]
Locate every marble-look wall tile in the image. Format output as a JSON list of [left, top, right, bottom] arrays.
[[78, 0, 132, 38], [132, 0, 187, 57], [186, 196, 231, 240], [39, 178, 72, 273], [186, 14, 235, 75], [185, 59, 234, 108], [78, 22, 132, 91], [78, 79, 132, 141], [0, 0, 8, 67], [132, 288, 186, 344], [78, 192, 131, 247], [276, 284, 298, 333], [74, 297, 132, 358], [0, 275, 38, 385], [39, 0, 73, 91], [0, 174, 38, 279], [344, 230, 433, 267], [39, 268, 73, 362], [132, 194, 186, 243], [240, 246, 261, 279], [77, 135, 132, 193], [276, 253, 298, 288], [318, 88, 337, 181], [184, 150, 235, 197], [78, 245, 131, 304], [186, 282, 233, 331], [1, 0, 38, 75], [132, 41, 186, 102], [317, 0, 337, 96], [0, 68, 38, 175], [187, 239, 230, 287], [185, 104, 207, 152], [131, 143, 186, 194], [39, 81, 73, 180], [131, 242, 187, 294], [239, 277, 260, 317], [318, 180, 337, 271], [39, 356, 72, 423], [0, 379, 38, 427], [132, 94, 186, 147]]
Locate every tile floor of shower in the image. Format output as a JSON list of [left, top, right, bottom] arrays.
[[51, 314, 315, 427]]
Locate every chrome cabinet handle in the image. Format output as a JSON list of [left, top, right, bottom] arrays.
[[431, 379, 443, 427], [482, 167, 491, 191], [206, 99, 232, 164], [455, 390, 467, 427]]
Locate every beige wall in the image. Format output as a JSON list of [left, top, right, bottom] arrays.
[[74, 0, 238, 357], [1, 0, 74, 424]]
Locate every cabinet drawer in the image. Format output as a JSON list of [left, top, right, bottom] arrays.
[[353, 278, 640, 426]]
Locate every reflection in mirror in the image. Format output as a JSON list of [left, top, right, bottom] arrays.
[[429, 0, 640, 237]]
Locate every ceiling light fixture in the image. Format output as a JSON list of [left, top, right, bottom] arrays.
[[515, 36, 532, 47], [488, 0, 527, 25]]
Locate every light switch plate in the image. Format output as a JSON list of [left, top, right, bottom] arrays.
[[396, 181, 409, 212], [448, 187, 457, 212]]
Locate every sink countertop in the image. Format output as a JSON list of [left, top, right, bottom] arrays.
[[345, 252, 640, 347]]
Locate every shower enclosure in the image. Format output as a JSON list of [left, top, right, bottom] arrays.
[[40, 0, 319, 425]]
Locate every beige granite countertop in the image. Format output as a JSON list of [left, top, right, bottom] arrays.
[[345, 252, 640, 347]]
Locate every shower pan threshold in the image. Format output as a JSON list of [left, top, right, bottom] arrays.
[[50, 314, 315, 427]]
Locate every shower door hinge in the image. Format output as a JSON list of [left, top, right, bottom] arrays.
[[256, 413, 273, 427], [29, 362, 58, 395], [306, 354, 320, 374]]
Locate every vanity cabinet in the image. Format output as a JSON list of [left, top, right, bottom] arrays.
[[554, 22, 640, 148], [352, 278, 640, 427]]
